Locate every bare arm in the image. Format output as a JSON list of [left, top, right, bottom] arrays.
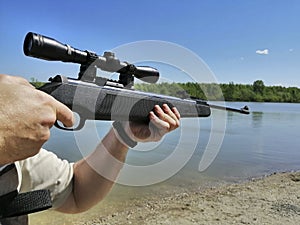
[[57, 105, 180, 213], [57, 128, 128, 213]]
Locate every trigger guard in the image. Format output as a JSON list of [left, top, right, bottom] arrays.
[[54, 119, 85, 131]]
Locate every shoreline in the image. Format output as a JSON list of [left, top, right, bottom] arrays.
[[30, 171, 300, 225]]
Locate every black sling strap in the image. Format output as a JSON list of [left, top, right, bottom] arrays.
[[0, 164, 52, 219], [0, 190, 52, 219]]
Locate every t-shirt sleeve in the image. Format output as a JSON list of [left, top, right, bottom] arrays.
[[17, 149, 74, 209]]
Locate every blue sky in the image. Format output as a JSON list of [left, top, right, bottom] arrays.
[[1, 0, 299, 87]]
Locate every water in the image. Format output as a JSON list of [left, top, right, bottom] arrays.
[[31, 102, 300, 224], [213, 102, 300, 180], [44, 102, 300, 187]]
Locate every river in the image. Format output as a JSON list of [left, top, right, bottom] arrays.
[[45, 102, 300, 185]]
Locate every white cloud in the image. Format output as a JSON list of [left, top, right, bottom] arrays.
[[256, 49, 269, 55]]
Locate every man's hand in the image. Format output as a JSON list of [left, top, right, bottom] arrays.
[[0, 74, 74, 164], [122, 104, 180, 144]]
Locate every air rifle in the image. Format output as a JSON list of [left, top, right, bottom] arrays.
[[23, 32, 249, 130]]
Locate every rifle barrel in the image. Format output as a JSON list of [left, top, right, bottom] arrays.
[[209, 104, 250, 114]]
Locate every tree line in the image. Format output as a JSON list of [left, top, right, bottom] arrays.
[[30, 78, 300, 103], [135, 80, 300, 103]]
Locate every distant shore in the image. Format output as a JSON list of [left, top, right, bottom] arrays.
[[30, 79, 300, 103], [30, 171, 300, 225]]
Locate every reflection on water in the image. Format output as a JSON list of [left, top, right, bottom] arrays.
[[251, 111, 263, 128]]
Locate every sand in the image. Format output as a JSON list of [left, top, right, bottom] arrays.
[[30, 171, 300, 225]]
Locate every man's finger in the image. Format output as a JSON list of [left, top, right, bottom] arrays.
[[149, 111, 170, 131], [160, 104, 180, 130], [162, 104, 177, 121], [154, 105, 172, 122], [52, 99, 74, 127], [171, 107, 181, 120]]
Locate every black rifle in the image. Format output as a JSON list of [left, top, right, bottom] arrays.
[[23, 32, 249, 130]]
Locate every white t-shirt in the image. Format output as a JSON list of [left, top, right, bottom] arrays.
[[17, 149, 74, 209], [0, 149, 73, 224]]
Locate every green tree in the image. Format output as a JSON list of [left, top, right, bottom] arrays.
[[253, 80, 265, 95], [29, 77, 45, 88], [135, 80, 300, 103]]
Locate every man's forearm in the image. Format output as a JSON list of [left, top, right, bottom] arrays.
[[57, 128, 128, 213], [57, 105, 180, 213]]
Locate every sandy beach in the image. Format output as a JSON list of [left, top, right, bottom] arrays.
[[30, 171, 300, 225]]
